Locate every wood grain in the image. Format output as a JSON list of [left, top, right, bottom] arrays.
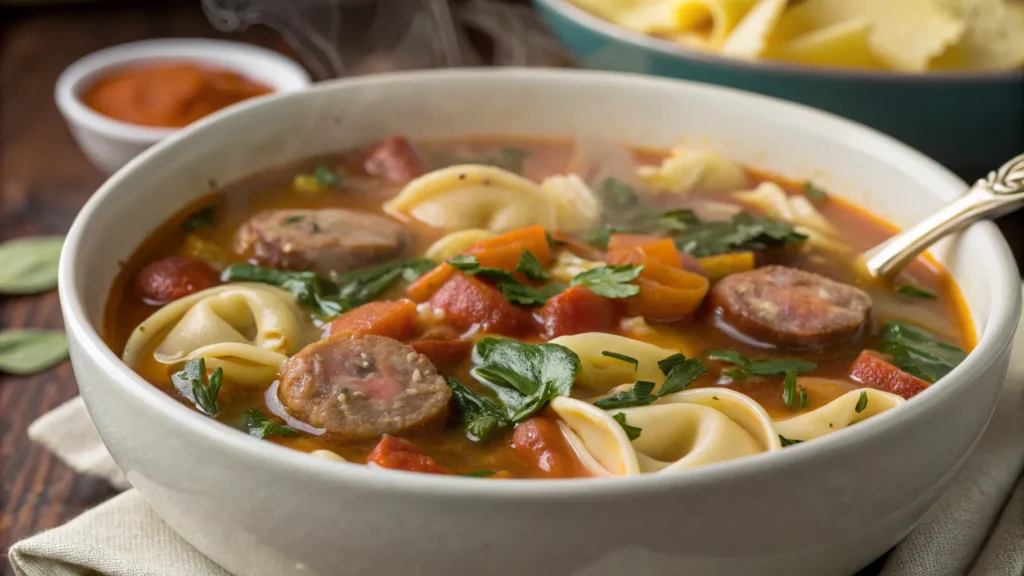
[[0, 2, 1020, 575]]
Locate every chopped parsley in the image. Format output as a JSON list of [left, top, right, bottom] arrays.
[[585, 225, 619, 250], [180, 206, 216, 232], [597, 178, 638, 208], [601, 351, 638, 371], [877, 320, 966, 383], [545, 231, 566, 249], [242, 409, 299, 439], [460, 470, 497, 478], [171, 358, 222, 418], [673, 212, 807, 257], [779, 435, 803, 447], [281, 215, 305, 225], [314, 164, 341, 187], [612, 412, 642, 440], [782, 371, 808, 410], [657, 354, 707, 396], [569, 264, 642, 298], [653, 208, 701, 232], [496, 147, 529, 173], [803, 181, 829, 201], [448, 254, 561, 306], [854, 391, 869, 414], [705, 350, 817, 378], [448, 254, 517, 283], [594, 380, 656, 409], [516, 250, 549, 282], [470, 338, 581, 424], [896, 284, 937, 300]]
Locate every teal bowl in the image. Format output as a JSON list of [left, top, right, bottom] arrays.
[[534, 0, 1024, 174]]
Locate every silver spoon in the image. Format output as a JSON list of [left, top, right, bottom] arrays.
[[860, 153, 1024, 279]]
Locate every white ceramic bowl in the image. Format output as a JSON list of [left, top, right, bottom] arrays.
[[59, 69, 1021, 576], [54, 38, 310, 174]]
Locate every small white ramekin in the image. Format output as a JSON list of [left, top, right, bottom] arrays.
[[55, 38, 311, 174]]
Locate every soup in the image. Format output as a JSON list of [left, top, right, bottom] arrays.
[[105, 136, 973, 479]]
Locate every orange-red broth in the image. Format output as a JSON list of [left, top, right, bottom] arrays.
[[104, 137, 975, 478]]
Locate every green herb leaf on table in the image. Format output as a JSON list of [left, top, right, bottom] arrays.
[[854, 391, 869, 414], [705, 349, 817, 378], [612, 412, 642, 440], [896, 284, 937, 300], [594, 380, 657, 409], [0, 330, 69, 375], [446, 377, 510, 442], [516, 250, 549, 282], [657, 355, 707, 396], [601, 351, 638, 371], [172, 358, 222, 418], [242, 409, 299, 439], [471, 338, 581, 423], [0, 236, 64, 295], [803, 181, 829, 201], [180, 206, 216, 232], [877, 320, 966, 383], [570, 265, 642, 298], [779, 435, 802, 447]]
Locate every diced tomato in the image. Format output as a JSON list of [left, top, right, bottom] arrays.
[[849, 350, 929, 400], [467, 225, 552, 271], [324, 299, 417, 340], [606, 247, 709, 322], [368, 435, 451, 475], [407, 263, 456, 302], [410, 339, 473, 372], [133, 256, 220, 304], [428, 272, 535, 336], [537, 286, 617, 339], [511, 417, 585, 479]]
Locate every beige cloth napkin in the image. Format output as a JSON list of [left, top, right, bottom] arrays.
[[9, 294, 1024, 576]]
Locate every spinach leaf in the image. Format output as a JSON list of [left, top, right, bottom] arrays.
[[181, 206, 216, 232], [471, 338, 581, 422], [612, 412, 642, 440], [594, 380, 656, 409], [570, 264, 642, 298], [242, 409, 299, 439], [446, 377, 509, 442], [516, 250, 549, 282], [877, 320, 966, 383]]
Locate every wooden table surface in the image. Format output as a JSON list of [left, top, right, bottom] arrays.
[[0, 2, 1020, 574]]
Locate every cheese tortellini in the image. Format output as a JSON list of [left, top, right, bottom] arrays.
[[550, 332, 691, 392], [774, 388, 905, 441], [550, 388, 780, 476], [734, 181, 848, 252], [122, 283, 319, 386], [383, 165, 601, 234], [636, 147, 748, 194]]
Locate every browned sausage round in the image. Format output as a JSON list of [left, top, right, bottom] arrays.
[[133, 256, 219, 304], [709, 265, 871, 349], [277, 335, 451, 442], [234, 208, 409, 275], [363, 136, 424, 183]]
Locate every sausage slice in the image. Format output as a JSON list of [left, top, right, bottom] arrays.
[[278, 335, 451, 442], [235, 208, 409, 275], [709, 266, 871, 349], [363, 136, 424, 184]]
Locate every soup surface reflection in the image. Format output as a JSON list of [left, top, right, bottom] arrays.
[[106, 136, 973, 479]]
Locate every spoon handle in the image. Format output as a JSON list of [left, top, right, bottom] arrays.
[[861, 154, 1024, 279]]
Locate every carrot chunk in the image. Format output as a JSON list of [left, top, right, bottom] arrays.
[[537, 286, 617, 339], [368, 435, 451, 475], [849, 350, 929, 400], [428, 272, 535, 336], [324, 300, 418, 340], [407, 263, 456, 302], [608, 235, 681, 268], [607, 247, 709, 321], [511, 417, 585, 478], [467, 225, 552, 271]]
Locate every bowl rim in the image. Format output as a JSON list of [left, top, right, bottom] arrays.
[[54, 37, 312, 144], [534, 0, 1024, 83], [59, 67, 1022, 500]]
